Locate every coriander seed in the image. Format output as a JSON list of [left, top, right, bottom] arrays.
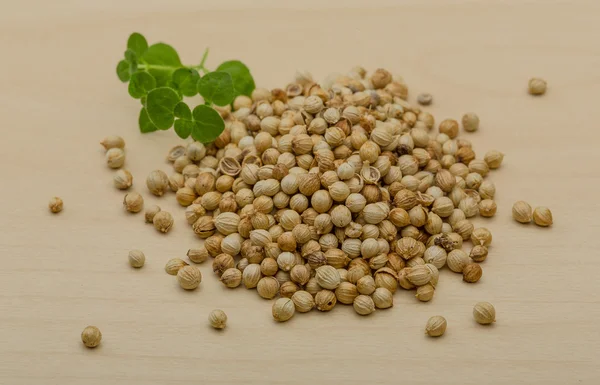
[[177, 265, 202, 290], [106, 148, 125, 169], [425, 316, 447, 337], [123, 192, 143, 213], [113, 169, 133, 190], [417, 93, 432, 106], [353, 295, 375, 316], [81, 326, 102, 348], [128, 250, 145, 268], [471, 227, 492, 247], [479, 199, 497, 217], [533, 206, 553, 227], [416, 283, 435, 302], [528, 77, 547, 95], [470, 245, 488, 262], [144, 205, 161, 223], [257, 276, 280, 299], [176, 187, 196, 207], [463, 263, 482, 283], [473, 302, 496, 324], [280, 281, 299, 298], [447, 249, 470, 273], [100, 135, 125, 151], [291, 290, 315, 313], [315, 289, 337, 311], [153, 211, 174, 233], [213, 253, 235, 275], [439, 119, 459, 138], [272, 298, 295, 322], [165, 258, 188, 275], [167, 145, 186, 162], [242, 264, 261, 289], [512, 201, 533, 223], [356, 275, 376, 295], [484, 150, 504, 169], [372, 287, 393, 309], [461, 113, 479, 133], [335, 281, 359, 304], [187, 247, 209, 264], [146, 170, 169, 196], [48, 197, 63, 213], [220, 268, 242, 288], [315, 265, 341, 290], [208, 309, 227, 329]]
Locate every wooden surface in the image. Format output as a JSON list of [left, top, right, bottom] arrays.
[[1, 1, 600, 384]]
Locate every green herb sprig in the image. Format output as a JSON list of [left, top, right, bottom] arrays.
[[116, 32, 255, 143]]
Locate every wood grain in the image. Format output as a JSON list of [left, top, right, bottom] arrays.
[[1, 1, 600, 384]]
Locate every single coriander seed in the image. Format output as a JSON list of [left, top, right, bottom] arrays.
[[100, 135, 125, 151], [473, 302, 496, 324], [106, 148, 125, 169], [177, 265, 202, 290], [533, 206, 553, 227], [528, 77, 547, 95], [462, 113, 479, 132], [417, 93, 433, 106], [463, 263, 482, 283], [425, 316, 447, 337], [471, 227, 492, 247], [315, 290, 337, 312], [128, 250, 145, 268], [470, 245, 488, 262], [291, 290, 315, 313], [416, 284, 435, 302], [165, 258, 188, 275], [81, 325, 102, 348], [146, 170, 169, 196], [220, 268, 243, 288], [113, 169, 133, 190], [479, 199, 497, 217], [208, 309, 227, 329], [272, 298, 295, 322], [484, 150, 504, 169], [372, 287, 393, 309], [187, 247, 209, 264], [123, 192, 144, 213], [353, 295, 375, 316], [153, 211, 174, 233], [48, 197, 63, 213], [512, 201, 533, 223]]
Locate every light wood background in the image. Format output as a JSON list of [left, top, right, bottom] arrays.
[[1, 1, 600, 384]]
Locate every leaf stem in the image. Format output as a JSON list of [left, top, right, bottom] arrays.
[[192, 48, 211, 74]]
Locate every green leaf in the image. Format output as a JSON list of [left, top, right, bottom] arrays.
[[145, 87, 181, 130], [116, 60, 130, 82], [124, 49, 137, 64], [127, 33, 148, 57], [173, 102, 193, 139], [216, 60, 255, 97], [197, 71, 235, 106], [174, 120, 194, 139], [172, 68, 200, 97], [139, 108, 158, 133], [174, 102, 192, 119], [142, 43, 182, 66], [129, 60, 138, 74], [191, 105, 225, 143], [141, 43, 183, 86], [128, 72, 156, 98]]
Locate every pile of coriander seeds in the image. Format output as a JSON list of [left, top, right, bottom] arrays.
[[154, 68, 503, 320]]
